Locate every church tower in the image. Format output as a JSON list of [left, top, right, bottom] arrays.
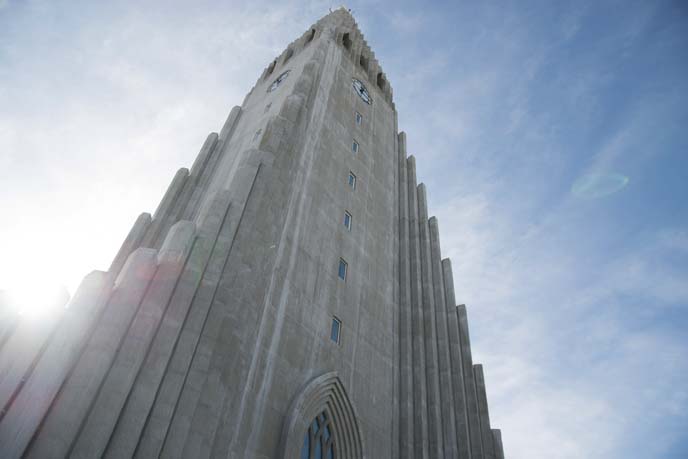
[[0, 9, 504, 458]]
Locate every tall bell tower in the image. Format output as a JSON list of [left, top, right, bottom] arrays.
[[0, 8, 504, 458]]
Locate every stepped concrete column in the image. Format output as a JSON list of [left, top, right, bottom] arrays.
[[108, 190, 233, 458], [428, 217, 459, 457], [406, 156, 429, 459], [109, 212, 152, 276], [416, 184, 444, 458], [71, 221, 196, 458], [162, 133, 219, 237], [474, 364, 496, 459], [140, 159, 261, 458], [457, 305, 485, 458], [26, 248, 158, 459], [442, 259, 472, 458], [396, 132, 414, 458], [142, 168, 189, 248], [492, 429, 505, 459]]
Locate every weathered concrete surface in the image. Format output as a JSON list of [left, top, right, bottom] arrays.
[[107, 192, 233, 459], [407, 156, 431, 459], [397, 131, 414, 458], [493, 428, 505, 459], [428, 217, 459, 457], [442, 259, 472, 459], [71, 221, 196, 458], [475, 364, 497, 459], [417, 184, 446, 458], [458, 304, 486, 458]]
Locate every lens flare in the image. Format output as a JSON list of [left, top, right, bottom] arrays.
[[1, 282, 69, 320], [571, 173, 629, 199]]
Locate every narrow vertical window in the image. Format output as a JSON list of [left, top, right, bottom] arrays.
[[266, 60, 276, 77], [331, 317, 341, 344], [348, 172, 356, 190], [355, 111, 362, 125], [338, 258, 347, 281], [342, 32, 351, 50], [253, 129, 262, 142], [343, 211, 352, 231], [352, 140, 359, 153], [377, 72, 386, 91], [264, 102, 272, 113], [359, 54, 369, 71], [283, 48, 294, 64]]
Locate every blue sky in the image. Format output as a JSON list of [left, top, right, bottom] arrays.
[[1, 1, 687, 457]]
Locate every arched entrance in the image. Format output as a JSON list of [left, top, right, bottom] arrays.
[[279, 372, 364, 459]]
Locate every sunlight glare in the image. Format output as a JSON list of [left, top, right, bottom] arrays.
[[1, 279, 70, 320]]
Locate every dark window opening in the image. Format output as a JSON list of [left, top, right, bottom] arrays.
[[348, 172, 356, 189], [266, 60, 276, 77], [359, 54, 368, 71], [342, 33, 352, 50], [331, 318, 341, 344], [307, 28, 316, 44], [344, 211, 352, 231], [377, 72, 386, 91], [338, 258, 347, 281], [283, 48, 294, 63]]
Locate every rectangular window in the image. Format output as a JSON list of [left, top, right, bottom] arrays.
[[355, 111, 362, 125], [343, 211, 352, 231], [331, 317, 341, 344], [348, 172, 356, 190], [352, 140, 359, 153], [338, 258, 347, 281]]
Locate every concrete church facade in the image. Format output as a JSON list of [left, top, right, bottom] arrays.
[[0, 9, 504, 459]]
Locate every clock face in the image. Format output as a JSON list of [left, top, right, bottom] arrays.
[[268, 70, 290, 93], [352, 78, 372, 104]]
